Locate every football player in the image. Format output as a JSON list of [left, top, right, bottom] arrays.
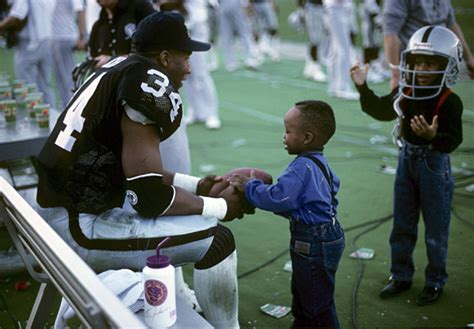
[[36, 12, 245, 328]]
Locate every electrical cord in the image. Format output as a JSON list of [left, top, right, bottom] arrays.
[[237, 215, 395, 280], [349, 214, 393, 329]]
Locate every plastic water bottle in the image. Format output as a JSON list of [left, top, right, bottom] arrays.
[[143, 237, 176, 328]]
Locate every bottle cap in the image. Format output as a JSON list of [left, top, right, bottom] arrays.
[[146, 236, 171, 268]]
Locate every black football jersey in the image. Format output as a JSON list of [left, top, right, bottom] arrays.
[[36, 54, 183, 214]]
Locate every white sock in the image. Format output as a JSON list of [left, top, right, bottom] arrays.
[[174, 267, 202, 312], [193, 251, 239, 329]]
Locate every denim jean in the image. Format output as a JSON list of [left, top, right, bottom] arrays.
[[391, 142, 454, 288], [289, 220, 345, 329]]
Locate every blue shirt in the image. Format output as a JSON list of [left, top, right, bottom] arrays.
[[244, 152, 340, 225]]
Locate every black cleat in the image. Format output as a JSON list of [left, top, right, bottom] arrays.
[[379, 280, 412, 299], [416, 286, 442, 305]]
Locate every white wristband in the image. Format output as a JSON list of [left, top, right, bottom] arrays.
[[173, 173, 201, 194], [199, 196, 228, 220]]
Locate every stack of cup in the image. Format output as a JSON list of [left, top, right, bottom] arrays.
[[1, 99, 17, 123], [34, 104, 50, 128], [26, 92, 44, 118]]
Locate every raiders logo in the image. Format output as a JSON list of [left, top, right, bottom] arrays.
[[126, 190, 138, 205], [124, 23, 136, 40]]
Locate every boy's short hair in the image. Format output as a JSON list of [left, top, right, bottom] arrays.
[[295, 100, 336, 146]]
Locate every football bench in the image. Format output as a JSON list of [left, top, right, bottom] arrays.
[[0, 177, 212, 328]]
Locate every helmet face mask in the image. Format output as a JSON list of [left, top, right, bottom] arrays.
[[399, 25, 462, 100]]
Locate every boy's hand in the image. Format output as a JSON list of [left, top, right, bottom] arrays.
[[197, 175, 223, 196], [350, 63, 369, 86], [228, 171, 255, 192], [410, 115, 438, 140]]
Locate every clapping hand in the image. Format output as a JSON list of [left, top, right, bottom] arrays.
[[410, 115, 438, 140], [350, 63, 369, 86]]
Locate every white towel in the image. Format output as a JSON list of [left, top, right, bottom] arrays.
[[53, 269, 144, 329]]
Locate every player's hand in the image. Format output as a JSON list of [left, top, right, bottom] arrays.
[[410, 115, 438, 140], [94, 55, 112, 69], [218, 186, 245, 222], [350, 63, 368, 86], [74, 37, 87, 51], [197, 175, 223, 196], [228, 171, 255, 192]]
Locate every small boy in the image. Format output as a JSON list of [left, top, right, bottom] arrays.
[[350, 25, 463, 305], [229, 100, 345, 328]]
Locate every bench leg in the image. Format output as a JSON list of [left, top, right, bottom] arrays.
[[26, 283, 57, 329]]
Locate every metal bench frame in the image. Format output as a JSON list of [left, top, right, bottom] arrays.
[[0, 177, 146, 328]]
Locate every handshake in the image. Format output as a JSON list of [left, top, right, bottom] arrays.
[[199, 168, 272, 222]]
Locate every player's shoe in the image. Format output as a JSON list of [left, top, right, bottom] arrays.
[[205, 116, 221, 130], [333, 89, 359, 100], [367, 70, 384, 84], [311, 63, 327, 82], [303, 61, 327, 82]]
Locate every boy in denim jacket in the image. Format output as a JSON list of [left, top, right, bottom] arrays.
[[230, 100, 345, 328]]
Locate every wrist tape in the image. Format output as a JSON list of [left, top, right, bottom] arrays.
[[199, 196, 227, 220], [173, 173, 201, 194]]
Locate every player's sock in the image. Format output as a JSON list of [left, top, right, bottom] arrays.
[[175, 267, 202, 313], [193, 250, 239, 329]]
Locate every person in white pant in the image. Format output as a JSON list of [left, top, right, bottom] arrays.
[[358, 0, 387, 84], [182, 0, 221, 129], [324, 0, 359, 100], [0, 0, 56, 107], [51, 0, 87, 108], [300, 0, 328, 82], [250, 0, 280, 62], [217, 0, 261, 72]]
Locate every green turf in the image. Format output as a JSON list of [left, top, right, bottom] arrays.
[[1, 2, 474, 327]]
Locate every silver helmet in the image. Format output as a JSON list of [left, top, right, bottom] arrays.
[[399, 25, 463, 100]]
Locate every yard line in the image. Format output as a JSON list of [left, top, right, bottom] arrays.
[[232, 70, 328, 91], [222, 100, 399, 156]]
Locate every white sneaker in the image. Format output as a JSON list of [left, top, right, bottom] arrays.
[[183, 115, 197, 125], [244, 57, 260, 70], [303, 61, 315, 79], [176, 283, 203, 313], [311, 63, 327, 82], [333, 90, 359, 100], [225, 62, 239, 72], [303, 61, 327, 82], [205, 116, 221, 129]]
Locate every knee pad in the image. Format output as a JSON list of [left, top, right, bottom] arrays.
[[195, 224, 235, 270]]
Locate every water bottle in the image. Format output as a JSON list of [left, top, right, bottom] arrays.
[[143, 237, 176, 328]]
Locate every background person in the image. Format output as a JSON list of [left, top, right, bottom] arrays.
[[51, 0, 87, 107], [0, 0, 56, 107]]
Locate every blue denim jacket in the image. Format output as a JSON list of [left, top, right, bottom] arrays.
[[244, 152, 339, 225]]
